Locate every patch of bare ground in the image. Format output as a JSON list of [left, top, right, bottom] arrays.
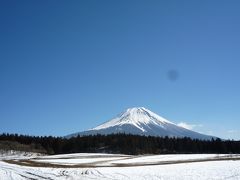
[[3, 155, 240, 168]]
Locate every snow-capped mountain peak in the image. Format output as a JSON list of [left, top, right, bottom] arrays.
[[67, 107, 215, 140], [91, 107, 172, 132]]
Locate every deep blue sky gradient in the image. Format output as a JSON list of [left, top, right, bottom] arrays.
[[1, 1, 240, 139]]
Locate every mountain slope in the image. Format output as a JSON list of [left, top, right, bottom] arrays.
[[67, 107, 215, 140]]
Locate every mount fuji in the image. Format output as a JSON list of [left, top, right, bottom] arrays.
[[67, 107, 215, 140]]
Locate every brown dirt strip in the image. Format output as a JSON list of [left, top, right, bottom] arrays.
[[33, 154, 131, 160], [3, 155, 240, 168]]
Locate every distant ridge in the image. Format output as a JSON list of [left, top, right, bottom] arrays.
[[67, 107, 216, 140]]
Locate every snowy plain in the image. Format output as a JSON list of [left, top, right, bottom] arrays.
[[0, 151, 240, 180]]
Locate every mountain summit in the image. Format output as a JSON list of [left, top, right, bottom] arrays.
[[67, 107, 215, 140]]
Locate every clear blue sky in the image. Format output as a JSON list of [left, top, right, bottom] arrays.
[[1, 0, 240, 139]]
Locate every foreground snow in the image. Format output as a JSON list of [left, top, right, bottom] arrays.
[[0, 152, 240, 180]]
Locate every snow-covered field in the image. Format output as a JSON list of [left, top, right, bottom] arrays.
[[0, 151, 240, 180]]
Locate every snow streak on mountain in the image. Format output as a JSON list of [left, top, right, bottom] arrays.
[[67, 107, 215, 140]]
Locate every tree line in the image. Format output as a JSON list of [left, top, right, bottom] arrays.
[[0, 133, 240, 155]]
